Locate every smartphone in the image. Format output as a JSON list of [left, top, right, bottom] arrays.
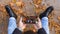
[[22, 16, 38, 24]]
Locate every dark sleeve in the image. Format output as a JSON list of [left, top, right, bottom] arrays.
[[37, 28, 46, 34], [12, 28, 22, 34]]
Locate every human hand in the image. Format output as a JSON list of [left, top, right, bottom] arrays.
[[33, 17, 42, 30], [18, 17, 26, 32]]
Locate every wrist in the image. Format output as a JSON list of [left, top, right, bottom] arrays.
[[18, 27, 23, 32], [37, 26, 42, 31]]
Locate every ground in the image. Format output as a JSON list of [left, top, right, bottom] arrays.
[[0, 0, 60, 34]]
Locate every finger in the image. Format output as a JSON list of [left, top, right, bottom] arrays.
[[20, 17, 23, 22], [33, 24, 38, 30], [22, 24, 26, 29], [36, 21, 38, 24], [24, 24, 27, 27], [37, 17, 41, 22], [20, 17, 24, 24], [33, 24, 37, 28], [19, 17, 24, 26], [37, 18, 42, 25]]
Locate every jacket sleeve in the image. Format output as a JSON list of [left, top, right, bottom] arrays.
[[12, 28, 22, 34], [37, 28, 47, 34]]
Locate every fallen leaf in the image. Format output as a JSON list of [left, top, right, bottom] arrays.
[[16, 1, 24, 8], [9, 2, 14, 7], [33, 0, 42, 5], [57, 16, 60, 21]]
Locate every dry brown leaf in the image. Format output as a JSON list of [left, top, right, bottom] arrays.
[[18, 9, 23, 14], [34, 4, 39, 8], [16, 2, 22, 6], [57, 16, 60, 21], [16, 1, 24, 8], [33, 0, 42, 5], [9, 2, 14, 7], [12, 0, 16, 3]]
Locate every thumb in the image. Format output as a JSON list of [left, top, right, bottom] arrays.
[[19, 17, 23, 24], [37, 17, 41, 22]]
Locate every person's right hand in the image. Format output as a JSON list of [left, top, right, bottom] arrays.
[[33, 17, 42, 30], [18, 17, 26, 32]]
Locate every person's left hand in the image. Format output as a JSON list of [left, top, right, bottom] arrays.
[[33, 17, 42, 31], [18, 17, 26, 32]]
